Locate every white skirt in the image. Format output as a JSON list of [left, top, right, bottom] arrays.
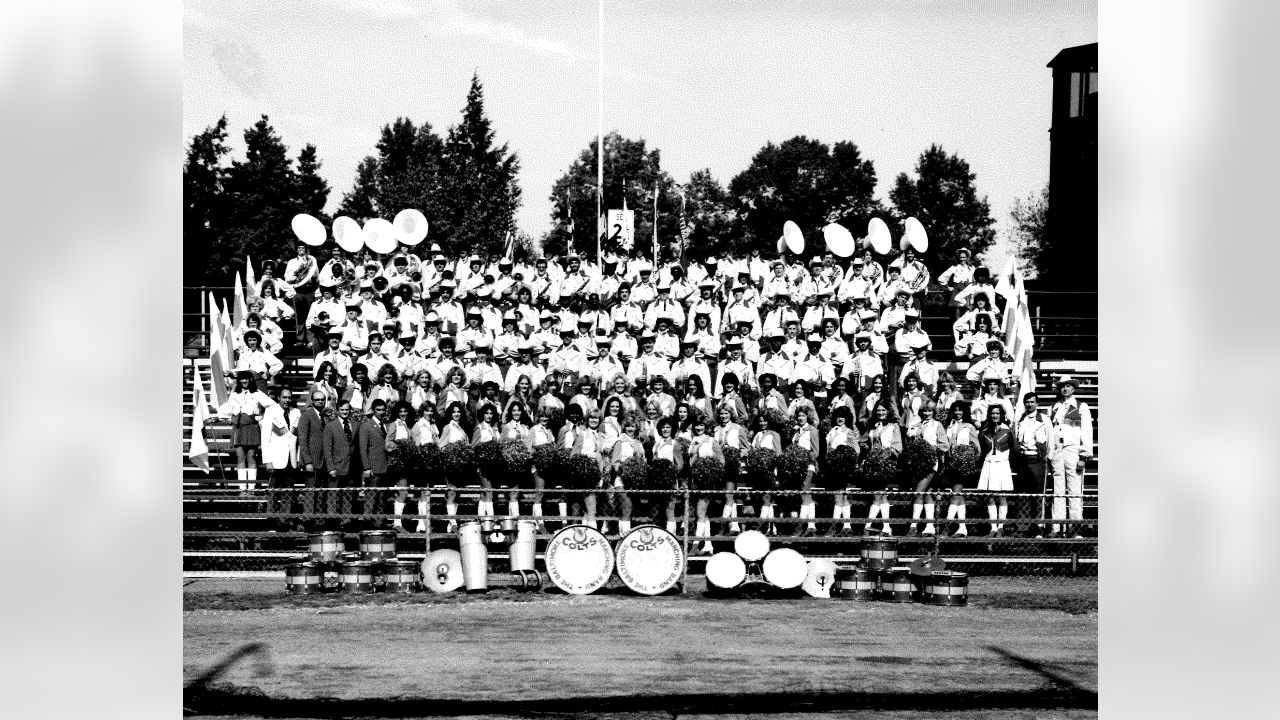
[[977, 450, 1013, 492]]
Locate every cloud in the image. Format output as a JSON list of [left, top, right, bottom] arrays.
[[423, 0, 579, 61]]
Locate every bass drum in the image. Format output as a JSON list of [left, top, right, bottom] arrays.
[[421, 549, 464, 594], [761, 548, 807, 590], [545, 525, 615, 595], [705, 552, 746, 592], [615, 525, 684, 595]]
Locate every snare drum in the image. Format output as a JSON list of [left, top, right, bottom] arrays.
[[877, 565, 914, 603], [545, 525, 615, 595], [339, 560, 375, 594], [733, 530, 770, 562], [834, 566, 876, 601], [308, 531, 345, 564], [705, 552, 746, 592], [285, 561, 323, 594], [615, 525, 684, 595], [922, 570, 969, 606], [382, 560, 421, 593], [861, 537, 899, 571], [761, 548, 807, 590], [359, 530, 397, 562]]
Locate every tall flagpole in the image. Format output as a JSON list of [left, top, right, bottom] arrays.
[[596, 0, 604, 264]]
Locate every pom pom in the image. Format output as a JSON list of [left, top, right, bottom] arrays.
[[531, 444, 560, 477], [440, 441, 476, 485], [618, 455, 649, 490], [822, 445, 860, 488], [743, 447, 779, 489], [723, 446, 741, 482], [776, 445, 813, 491], [387, 439, 418, 477], [473, 440, 504, 483], [418, 443, 442, 478], [946, 444, 981, 484], [645, 458, 679, 494], [499, 438, 533, 489], [763, 408, 788, 433], [690, 455, 725, 491], [564, 453, 602, 490], [901, 436, 936, 479], [861, 447, 899, 491]]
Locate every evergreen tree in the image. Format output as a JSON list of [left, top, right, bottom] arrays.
[[889, 144, 996, 269], [439, 74, 522, 257], [336, 156, 378, 221], [293, 144, 331, 219], [183, 115, 230, 285], [219, 115, 299, 278]]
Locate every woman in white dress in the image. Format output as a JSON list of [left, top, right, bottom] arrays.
[[437, 400, 469, 530], [651, 416, 684, 533], [687, 417, 724, 554], [713, 405, 749, 535], [862, 400, 903, 536], [977, 404, 1015, 537], [824, 405, 860, 535]]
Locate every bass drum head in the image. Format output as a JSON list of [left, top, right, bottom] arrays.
[[733, 530, 770, 562], [705, 552, 746, 590], [802, 558, 838, 598], [762, 548, 807, 589], [545, 525, 615, 595], [615, 525, 684, 595], [421, 549, 464, 593]]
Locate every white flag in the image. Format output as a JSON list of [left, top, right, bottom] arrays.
[[188, 367, 212, 473]]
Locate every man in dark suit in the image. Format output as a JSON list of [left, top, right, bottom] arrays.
[[296, 391, 329, 528], [358, 399, 390, 526], [322, 399, 361, 529]]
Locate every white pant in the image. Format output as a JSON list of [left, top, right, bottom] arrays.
[[1050, 445, 1083, 523]]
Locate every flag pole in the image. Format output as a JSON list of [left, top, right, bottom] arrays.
[[653, 182, 659, 265], [596, 0, 604, 264]]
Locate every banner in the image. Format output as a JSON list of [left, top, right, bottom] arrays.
[[606, 208, 635, 250]]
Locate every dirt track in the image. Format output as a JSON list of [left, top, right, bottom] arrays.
[[184, 576, 1095, 718]]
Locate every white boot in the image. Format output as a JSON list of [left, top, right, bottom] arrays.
[[759, 504, 776, 535], [956, 501, 968, 536], [666, 519, 677, 533], [722, 503, 740, 534], [531, 503, 546, 531], [697, 519, 714, 554], [619, 519, 632, 533], [557, 501, 568, 524], [800, 501, 817, 531], [997, 500, 1008, 534], [235, 468, 247, 491], [445, 501, 459, 533], [923, 501, 936, 536], [880, 501, 893, 536], [986, 502, 999, 535], [393, 501, 405, 531], [910, 502, 923, 535], [508, 500, 521, 518], [415, 501, 428, 534], [245, 468, 257, 492]]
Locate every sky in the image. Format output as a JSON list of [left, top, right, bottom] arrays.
[[183, 0, 1098, 264]]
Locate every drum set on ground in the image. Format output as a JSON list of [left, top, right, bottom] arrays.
[[706, 530, 969, 605], [285, 520, 687, 597], [283, 524, 968, 605]]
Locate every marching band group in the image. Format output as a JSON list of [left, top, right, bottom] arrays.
[[211, 238, 1094, 550]]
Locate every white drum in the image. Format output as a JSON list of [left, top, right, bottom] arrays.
[[421, 549, 464, 593], [615, 525, 684, 596], [802, 558, 838, 598], [761, 548, 807, 589], [545, 525, 615, 595], [733, 530, 770, 562], [705, 552, 746, 591]]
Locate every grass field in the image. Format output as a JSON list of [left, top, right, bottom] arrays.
[[183, 573, 1096, 719]]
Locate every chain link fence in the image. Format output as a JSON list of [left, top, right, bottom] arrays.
[[183, 485, 1097, 587]]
